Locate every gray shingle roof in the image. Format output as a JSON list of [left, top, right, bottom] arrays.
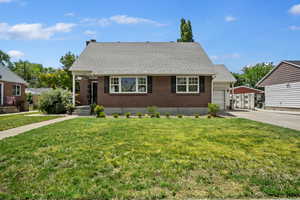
[[213, 64, 236, 82], [25, 88, 52, 95], [0, 64, 27, 84], [70, 42, 215, 75]]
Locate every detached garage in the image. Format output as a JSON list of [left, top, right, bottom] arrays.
[[257, 60, 300, 111], [213, 64, 236, 110]]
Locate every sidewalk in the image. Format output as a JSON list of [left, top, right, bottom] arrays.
[[0, 110, 37, 117], [0, 115, 78, 140]]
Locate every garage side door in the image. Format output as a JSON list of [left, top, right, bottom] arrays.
[[213, 90, 225, 110]]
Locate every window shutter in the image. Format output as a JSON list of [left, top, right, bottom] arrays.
[[147, 76, 152, 93], [104, 76, 109, 93], [171, 76, 176, 93], [199, 76, 205, 93]]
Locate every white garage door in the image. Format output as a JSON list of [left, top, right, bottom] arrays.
[[213, 90, 225, 110]]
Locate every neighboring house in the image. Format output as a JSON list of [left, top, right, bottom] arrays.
[[0, 64, 28, 113], [232, 86, 264, 110], [257, 60, 300, 111], [25, 88, 52, 107], [70, 40, 236, 114]]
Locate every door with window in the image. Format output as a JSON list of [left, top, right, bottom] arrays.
[[91, 81, 98, 104]]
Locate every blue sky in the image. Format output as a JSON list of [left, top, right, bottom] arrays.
[[1, 0, 300, 72]]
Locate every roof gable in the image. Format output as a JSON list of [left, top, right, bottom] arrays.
[[0, 64, 27, 84], [257, 61, 300, 87], [70, 42, 215, 75]]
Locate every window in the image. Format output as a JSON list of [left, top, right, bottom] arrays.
[[13, 85, 21, 96], [176, 76, 199, 93], [110, 76, 147, 93]]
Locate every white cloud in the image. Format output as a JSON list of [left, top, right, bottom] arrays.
[[0, 22, 76, 40], [84, 30, 96, 36], [110, 15, 166, 26], [65, 12, 75, 17], [225, 16, 237, 22], [80, 15, 166, 27], [7, 50, 24, 58], [211, 53, 241, 60], [0, 0, 12, 3], [289, 4, 300, 15], [289, 25, 300, 30]]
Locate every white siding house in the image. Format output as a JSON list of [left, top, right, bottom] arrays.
[[257, 60, 300, 111]]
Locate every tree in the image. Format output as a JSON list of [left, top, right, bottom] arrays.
[[0, 50, 12, 67], [38, 70, 72, 90], [232, 62, 274, 88], [60, 52, 77, 72], [177, 18, 194, 42]]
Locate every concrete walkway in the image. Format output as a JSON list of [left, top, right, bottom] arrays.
[[0, 115, 78, 140], [0, 110, 37, 117], [228, 110, 300, 131]]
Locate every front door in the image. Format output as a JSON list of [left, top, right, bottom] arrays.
[[91, 82, 98, 104], [0, 82, 3, 105]]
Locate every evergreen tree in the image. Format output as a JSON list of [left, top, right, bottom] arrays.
[[177, 18, 194, 42]]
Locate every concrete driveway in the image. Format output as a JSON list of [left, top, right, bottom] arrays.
[[228, 110, 300, 131]]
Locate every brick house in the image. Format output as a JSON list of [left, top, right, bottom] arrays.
[[0, 64, 27, 113], [70, 41, 236, 114]]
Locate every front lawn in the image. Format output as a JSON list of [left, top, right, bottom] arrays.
[[0, 118, 299, 199], [0, 112, 63, 131]]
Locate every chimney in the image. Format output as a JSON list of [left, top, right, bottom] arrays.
[[86, 39, 96, 46]]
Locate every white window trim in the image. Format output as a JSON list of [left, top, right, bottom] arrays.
[[109, 76, 148, 94], [176, 76, 199, 94], [13, 84, 21, 96]]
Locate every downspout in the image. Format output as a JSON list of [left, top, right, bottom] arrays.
[[72, 73, 76, 106]]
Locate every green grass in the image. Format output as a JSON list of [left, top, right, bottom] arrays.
[[0, 118, 299, 199], [0, 112, 63, 131]]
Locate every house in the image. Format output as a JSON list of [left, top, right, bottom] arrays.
[[0, 64, 28, 113], [256, 60, 300, 111], [232, 86, 264, 110], [70, 40, 236, 114]]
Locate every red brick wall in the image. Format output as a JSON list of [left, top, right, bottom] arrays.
[[83, 76, 212, 107], [0, 81, 26, 106]]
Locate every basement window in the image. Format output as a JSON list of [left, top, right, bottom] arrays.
[[110, 76, 147, 93]]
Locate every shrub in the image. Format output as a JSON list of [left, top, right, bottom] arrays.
[[155, 112, 160, 118], [94, 105, 104, 117], [38, 88, 72, 114], [125, 112, 131, 118], [150, 114, 156, 118], [177, 114, 183, 118], [26, 93, 33, 104], [195, 114, 199, 118], [137, 112, 143, 118], [90, 103, 96, 115], [147, 106, 157, 115], [208, 103, 220, 117], [98, 112, 106, 118], [165, 113, 170, 118], [66, 104, 75, 115], [113, 113, 119, 118]]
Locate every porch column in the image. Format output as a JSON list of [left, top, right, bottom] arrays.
[[72, 74, 76, 106]]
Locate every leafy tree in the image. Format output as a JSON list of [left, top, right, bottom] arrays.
[[0, 50, 12, 68], [60, 52, 77, 72], [177, 18, 194, 42], [232, 62, 274, 88], [38, 70, 72, 90]]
